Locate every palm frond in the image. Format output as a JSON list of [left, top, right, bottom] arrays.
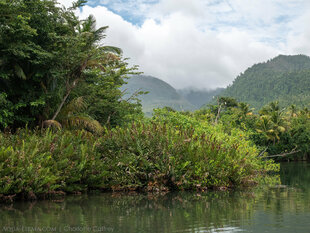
[[42, 120, 62, 130], [69, 0, 87, 9], [81, 15, 97, 33], [101, 46, 122, 55], [58, 97, 87, 119], [64, 115, 103, 135], [14, 64, 26, 80]]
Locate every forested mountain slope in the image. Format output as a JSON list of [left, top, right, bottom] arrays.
[[122, 75, 195, 115], [177, 88, 224, 108], [217, 55, 310, 110]]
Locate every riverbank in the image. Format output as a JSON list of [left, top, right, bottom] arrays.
[[1, 162, 308, 233], [0, 111, 279, 203]]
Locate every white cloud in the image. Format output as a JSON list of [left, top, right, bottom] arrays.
[[78, 5, 280, 89], [56, 0, 74, 8], [285, 4, 310, 55], [57, 0, 310, 89], [78, 6, 145, 59], [150, 0, 206, 18], [133, 14, 279, 89]]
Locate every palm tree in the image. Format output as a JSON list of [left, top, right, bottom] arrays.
[[49, 15, 122, 130], [238, 102, 253, 117], [259, 101, 281, 116], [57, 97, 103, 134], [257, 101, 287, 144], [288, 104, 298, 118], [256, 115, 277, 143]]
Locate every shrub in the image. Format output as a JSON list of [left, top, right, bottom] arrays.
[[0, 110, 279, 202], [98, 110, 279, 191], [0, 129, 106, 201]]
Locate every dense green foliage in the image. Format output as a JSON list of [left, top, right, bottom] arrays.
[[214, 55, 310, 110], [0, 109, 279, 201], [99, 110, 278, 191], [0, 129, 105, 201], [121, 75, 195, 116], [203, 98, 310, 160], [0, 0, 142, 130]]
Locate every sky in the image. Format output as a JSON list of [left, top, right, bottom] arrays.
[[58, 0, 310, 90]]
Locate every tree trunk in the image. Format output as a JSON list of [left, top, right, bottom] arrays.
[[51, 90, 71, 121], [51, 79, 78, 120], [51, 56, 89, 121], [215, 103, 222, 124]]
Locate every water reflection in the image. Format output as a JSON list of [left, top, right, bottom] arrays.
[[0, 162, 310, 233]]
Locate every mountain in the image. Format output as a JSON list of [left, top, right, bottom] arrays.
[[177, 88, 224, 108], [214, 54, 310, 110], [122, 75, 196, 115]]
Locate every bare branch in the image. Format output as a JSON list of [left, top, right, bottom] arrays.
[[264, 149, 301, 158], [215, 104, 222, 124], [258, 147, 268, 157]]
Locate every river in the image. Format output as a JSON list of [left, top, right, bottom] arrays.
[[1, 162, 309, 233]]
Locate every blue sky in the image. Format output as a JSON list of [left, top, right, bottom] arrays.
[[59, 0, 310, 89], [87, 0, 158, 25]]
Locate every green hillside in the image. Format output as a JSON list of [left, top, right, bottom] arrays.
[[216, 55, 310, 110], [177, 88, 224, 108], [122, 75, 195, 115]]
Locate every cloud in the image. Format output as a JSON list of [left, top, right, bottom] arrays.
[[78, 6, 145, 60], [150, 0, 206, 18], [286, 4, 310, 55], [56, 0, 74, 8], [58, 0, 310, 89], [132, 14, 279, 89], [78, 5, 279, 89]]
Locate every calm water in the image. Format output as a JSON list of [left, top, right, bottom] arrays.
[[1, 162, 310, 233]]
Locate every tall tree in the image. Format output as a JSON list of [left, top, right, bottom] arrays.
[[0, 0, 76, 128], [0, 0, 141, 130]]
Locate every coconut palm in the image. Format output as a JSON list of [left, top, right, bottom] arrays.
[[288, 104, 298, 118], [256, 115, 277, 143], [257, 101, 287, 144]]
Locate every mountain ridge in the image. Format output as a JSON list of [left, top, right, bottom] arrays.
[[121, 75, 196, 115], [210, 54, 310, 109]]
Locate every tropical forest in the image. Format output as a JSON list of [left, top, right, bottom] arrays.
[[1, 1, 310, 233]]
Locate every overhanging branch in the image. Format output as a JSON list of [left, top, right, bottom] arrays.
[[264, 149, 301, 158]]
